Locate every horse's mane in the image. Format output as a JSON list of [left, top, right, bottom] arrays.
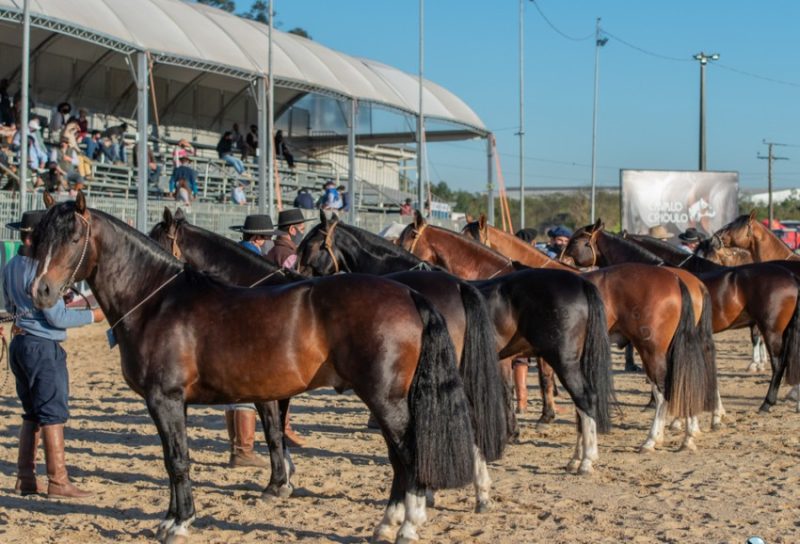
[[627, 234, 686, 258], [724, 214, 752, 232], [338, 223, 423, 263], [602, 231, 664, 264], [427, 224, 511, 263]]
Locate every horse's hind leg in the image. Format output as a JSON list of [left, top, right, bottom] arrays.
[[254, 401, 293, 500], [749, 326, 765, 372], [472, 445, 492, 513], [396, 486, 428, 544], [712, 388, 726, 429], [146, 391, 195, 543], [640, 385, 667, 453], [566, 413, 583, 473], [537, 359, 557, 425], [372, 446, 407, 543], [759, 333, 785, 412]]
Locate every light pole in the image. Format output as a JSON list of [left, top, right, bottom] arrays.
[[693, 51, 719, 171], [517, 0, 525, 229], [758, 140, 789, 227], [589, 17, 607, 223]]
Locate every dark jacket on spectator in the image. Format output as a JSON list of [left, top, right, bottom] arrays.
[[169, 165, 198, 194]]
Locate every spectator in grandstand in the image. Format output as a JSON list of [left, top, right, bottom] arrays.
[[75, 108, 89, 138], [0, 79, 12, 126], [319, 180, 343, 210], [169, 155, 198, 197], [48, 102, 71, 138], [338, 185, 350, 212], [231, 180, 248, 205], [293, 188, 315, 210], [274, 130, 295, 168], [172, 138, 195, 164], [0, 141, 17, 190], [49, 138, 85, 191], [216, 131, 246, 176], [231, 123, 245, 156], [245, 124, 258, 160], [400, 198, 413, 216], [176, 179, 192, 206], [103, 122, 128, 164], [82, 130, 103, 161], [12, 119, 48, 172], [544, 225, 572, 259]]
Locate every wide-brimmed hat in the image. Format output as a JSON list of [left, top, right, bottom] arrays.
[[678, 227, 705, 243], [277, 208, 313, 229], [229, 214, 276, 234], [7, 210, 45, 232], [546, 225, 572, 239], [648, 225, 674, 240], [28, 118, 40, 131]]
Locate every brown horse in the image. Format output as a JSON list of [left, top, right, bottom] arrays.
[[150, 208, 510, 514], [461, 218, 721, 449], [569, 222, 800, 414], [398, 214, 716, 453], [713, 211, 800, 262], [31, 193, 478, 544], [301, 213, 616, 475]]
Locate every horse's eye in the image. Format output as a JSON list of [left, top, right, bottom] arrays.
[[71, 236, 80, 244]]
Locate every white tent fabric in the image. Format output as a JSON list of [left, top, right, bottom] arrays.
[[0, 0, 487, 134]]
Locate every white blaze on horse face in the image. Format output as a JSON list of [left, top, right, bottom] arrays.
[[31, 246, 54, 302]]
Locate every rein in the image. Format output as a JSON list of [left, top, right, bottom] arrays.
[[321, 223, 342, 274], [248, 268, 285, 287], [409, 224, 428, 255], [108, 270, 184, 332], [167, 232, 183, 260], [487, 260, 514, 279]]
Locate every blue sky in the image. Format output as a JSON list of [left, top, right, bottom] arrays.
[[239, 0, 800, 194]]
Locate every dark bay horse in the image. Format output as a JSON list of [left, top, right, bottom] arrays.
[[299, 213, 615, 474], [150, 208, 509, 515], [462, 218, 723, 447], [569, 222, 800, 414], [31, 194, 478, 544]]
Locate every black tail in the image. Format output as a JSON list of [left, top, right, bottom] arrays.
[[781, 286, 800, 386], [408, 290, 476, 490], [697, 288, 719, 411], [457, 281, 509, 462], [580, 281, 614, 433], [664, 280, 709, 418]]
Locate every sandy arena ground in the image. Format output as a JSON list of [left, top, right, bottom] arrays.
[[0, 325, 798, 543]]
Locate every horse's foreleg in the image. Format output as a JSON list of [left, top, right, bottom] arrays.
[[147, 392, 195, 543], [640, 385, 667, 453], [472, 445, 492, 513], [255, 401, 293, 500]]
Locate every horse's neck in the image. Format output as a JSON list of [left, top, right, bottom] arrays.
[[429, 228, 509, 279], [753, 227, 798, 261], [90, 217, 183, 326], [596, 233, 661, 266], [341, 229, 421, 274], [633, 236, 720, 272], [488, 226, 573, 271]]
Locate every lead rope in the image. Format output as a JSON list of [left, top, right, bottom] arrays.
[[108, 270, 184, 332], [248, 268, 285, 288], [409, 224, 428, 255]]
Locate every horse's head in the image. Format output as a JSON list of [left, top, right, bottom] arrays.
[[460, 214, 489, 246], [149, 207, 186, 260], [397, 210, 435, 261], [562, 219, 603, 268], [714, 211, 757, 250], [32, 191, 97, 309], [696, 235, 752, 266], [296, 210, 344, 276]]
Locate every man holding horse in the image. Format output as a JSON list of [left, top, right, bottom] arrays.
[[4, 209, 104, 498]]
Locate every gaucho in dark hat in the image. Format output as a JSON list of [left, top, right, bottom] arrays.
[[265, 208, 313, 270], [4, 207, 104, 498], [678, 227, 705, 253], [229, 214, 276, 256]]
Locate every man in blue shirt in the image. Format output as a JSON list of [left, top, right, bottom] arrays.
[[168, 155, 198, 196], [4, 210, 104, 498]]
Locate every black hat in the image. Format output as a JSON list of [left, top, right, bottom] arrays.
[[678, 227, 705, 243], [229, 214, 276, 234], [277, 208, 313, 229], [7, 210, 45, 232]]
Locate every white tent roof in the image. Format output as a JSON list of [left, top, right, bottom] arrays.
[[0, 0, 487, 134]]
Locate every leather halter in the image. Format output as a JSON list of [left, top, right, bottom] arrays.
[[560, 233, 597, 268], [408, 223, 428, 254], [63, 212, 91, 295], [320, 222, 341, 274]]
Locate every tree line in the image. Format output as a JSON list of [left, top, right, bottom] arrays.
[[195, 0, 311, 38]]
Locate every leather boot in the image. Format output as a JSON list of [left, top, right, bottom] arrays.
[[514, 360, 529, 413], [224, 409, 235, 453], [283, 407, 305, 448], [15, 420, 45, 495], [42, 424, 92, 498], [229, 410, 269, 468]]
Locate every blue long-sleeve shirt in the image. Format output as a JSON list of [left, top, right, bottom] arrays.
[[169, 165, 198, 194], [3, 253, 94, 341]]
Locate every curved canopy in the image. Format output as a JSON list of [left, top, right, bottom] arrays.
[[0, 0, 487, 135]]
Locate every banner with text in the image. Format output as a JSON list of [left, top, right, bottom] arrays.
[[620, 170, 739, 238]]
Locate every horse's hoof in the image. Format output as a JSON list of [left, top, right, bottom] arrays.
[[758, 403, 772, 413], [565, 459, 580, 472], [679, 441, 697, 452], [372, 525, 396, 543], [156, 519, 175, 542], [260, 483, 293, 501], [395, 530, 420, 544], [578, 462, 594, 475], [711, 421, 722, 431], [164, 535, 189, 544], [474, 499, 491, 513], [639, 444, 656, 454], [669, 419, 683, 431], [624, 364, 643, 373], [746, 362, 759, 373]]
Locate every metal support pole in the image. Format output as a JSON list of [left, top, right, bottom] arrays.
[[347, 98, 357, 224], [590, 18, 607, 223], [416, 0, 426, 214], [759, 141, 789, 227], [267, 0, 275, 217], [19, 0, 31, 213], [486, 135, 495, 225], [694, 52, 719, 171], [518, 0, 525, 229], [136, 51, 149, 232], [257, 76, 267, 214]]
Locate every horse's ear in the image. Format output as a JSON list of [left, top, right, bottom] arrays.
[[162, 207, 173, 226], [75, 190, 87, 216], [319, 209, 328, 227], [174, 208, 186, 222], [413, 209, 427, 229], [465, 213, 474, 223], [592, 218, 604, 232], [330, 213, 340, 225], [43, 191, 56, 209], [749, 209, 757, 222], [478, 213, 487, 231], [621, 229, 628, 238]]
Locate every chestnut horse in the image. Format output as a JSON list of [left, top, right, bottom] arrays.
[[395, 214, 718, 452], [462, 218, 723, 447], [713, 211, 800, 262], [150, 208, 509, 514], [299, 213, 615, 473], [31, 194, 478, 544], [569, 223, 800, 413]]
